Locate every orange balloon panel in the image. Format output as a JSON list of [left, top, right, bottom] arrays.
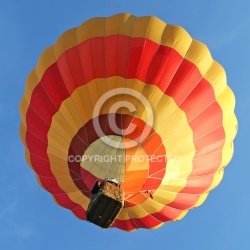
[[20, 13, 237, 231]]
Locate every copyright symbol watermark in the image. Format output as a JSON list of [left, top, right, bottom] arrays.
[[93, 88, 154, 149]]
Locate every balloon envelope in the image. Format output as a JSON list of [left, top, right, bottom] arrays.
[[20, 13, 237, 231]]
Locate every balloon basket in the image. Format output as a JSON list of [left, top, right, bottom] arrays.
[[86, 180, 124, 228]]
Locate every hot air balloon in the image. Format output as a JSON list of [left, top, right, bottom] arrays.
[[19, 13, 237, 231]]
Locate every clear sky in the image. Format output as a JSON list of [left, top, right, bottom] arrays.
[[0, 1, 249, 249]]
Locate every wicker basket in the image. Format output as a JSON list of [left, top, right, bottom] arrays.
[[87, 180, 124, 228]]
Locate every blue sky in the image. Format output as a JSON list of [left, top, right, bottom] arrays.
[[1, 0, 250, 249]]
